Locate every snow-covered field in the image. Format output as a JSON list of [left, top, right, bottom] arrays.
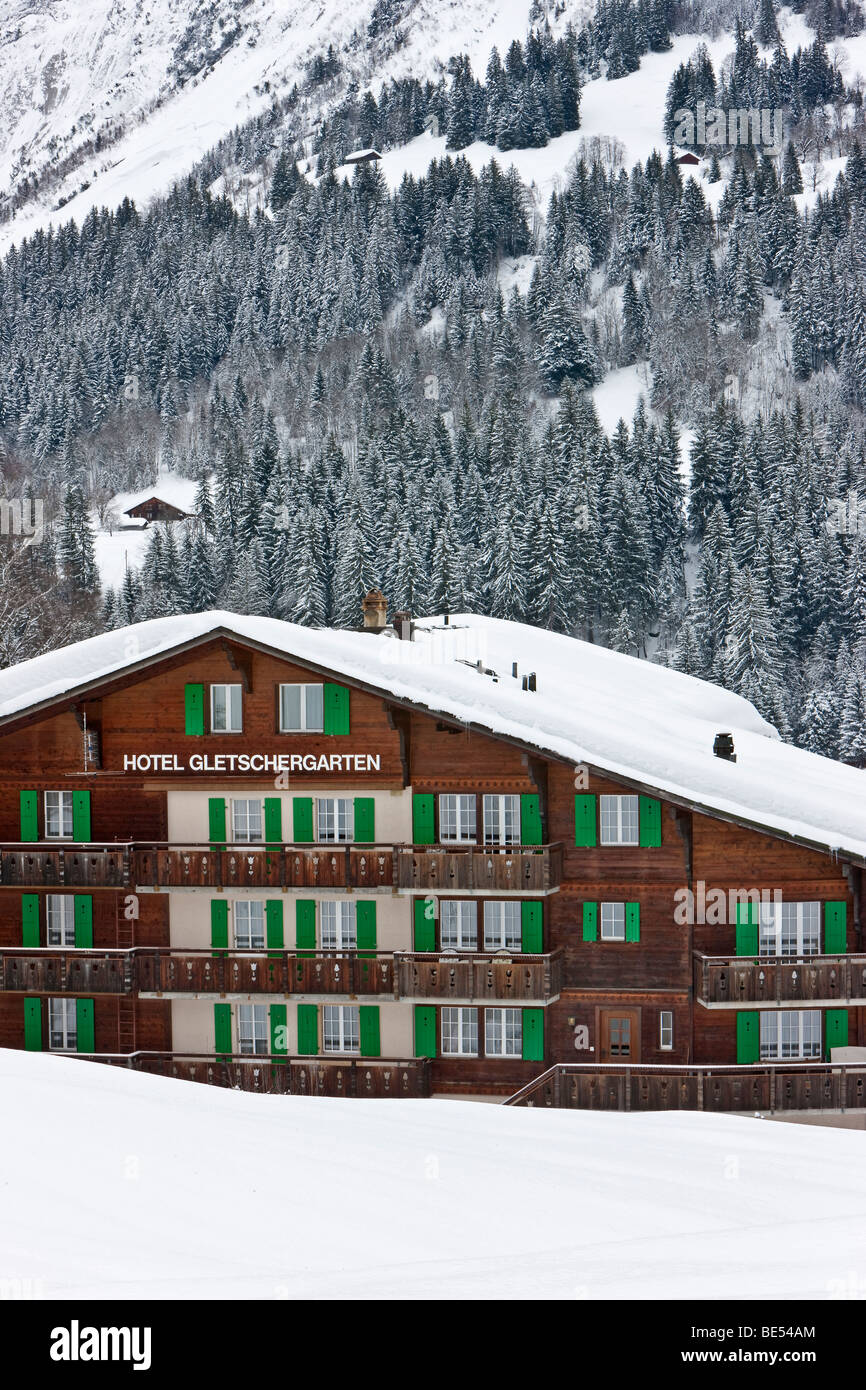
[[2, 1049, 866, 1300]]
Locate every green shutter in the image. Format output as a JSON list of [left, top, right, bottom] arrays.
[[825, 1008, 849, 1055], [824, 902, 847, 955], [582, 902, 598, 942], [359, 1005, 381, 1057], [296, 900, 316, 956], [414, 1004, 437, 1058], [72, 790, 91, 842], [323, 682, 350, 735], [625, 901, 640, 942], [574, 794, 597, 847], [184, 683, 205, 735], [736, 1011, 759, 1063], [521, 901, 543, 953], [297, 1004, 318, 1055], [266, 900, 284, 950], [414, 898, 436, 952], [22, 894, 40, 947], [520, 793, 543, 846], [74, 895, 93, 948], [24, 998, 42, 1051], [357, 901, 377, 958], [735, 900, 758, 956], [214, 1003, 232, 1056], [210, 899, 228, 951], [208, 798, 226, 848], [354, 796, 375, 843], [264, 797, 282, 847], [638, 796, 662, 847], [270, 1004, 288, 1058], [522, 1008, 544, 1061], [292, 797, 314, 843], [20, 791, 38, 842], [412, 794, 435, 845], [76, 998, 95, 1053]]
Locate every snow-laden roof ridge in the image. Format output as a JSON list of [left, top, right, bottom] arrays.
[[0, 609, 864, 863]]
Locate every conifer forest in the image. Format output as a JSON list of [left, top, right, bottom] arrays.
[[1, 0, 866, 764]]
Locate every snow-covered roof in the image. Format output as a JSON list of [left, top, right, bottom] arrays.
[[0, 610, 864, 862], [109, 474, 200, 518]]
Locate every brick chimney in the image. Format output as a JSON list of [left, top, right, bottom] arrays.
[[362, 589, 388, 632]]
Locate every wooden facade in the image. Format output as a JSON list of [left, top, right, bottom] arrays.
[[0, 624, 862, 1105]]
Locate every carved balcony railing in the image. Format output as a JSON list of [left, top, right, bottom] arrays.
[[0, 842, 563, 894], [505, 1061, 866, 1114], [0, 946, 561, 1002], [694, 951, 866, 1008], [77, 1051, 431, 1098], [394, 949, 562, 1001]]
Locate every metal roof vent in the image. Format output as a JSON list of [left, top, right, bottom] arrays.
[[713, 732, 736, 762]]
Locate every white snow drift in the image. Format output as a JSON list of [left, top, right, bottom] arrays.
[[1, 1048, 865, 1300]]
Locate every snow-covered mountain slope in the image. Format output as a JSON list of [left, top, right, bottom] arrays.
[[4, 1047, 866, 1299], [0, 0, 591, 251], [3, 1, 856, 256]]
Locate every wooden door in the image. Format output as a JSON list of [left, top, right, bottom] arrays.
[[599, 1009, 641, 1062]]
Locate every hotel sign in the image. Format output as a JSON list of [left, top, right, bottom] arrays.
[[122, 752, 382, 773]]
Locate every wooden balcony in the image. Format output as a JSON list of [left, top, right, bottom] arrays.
[[506, 1061, 866, 1114], [394, 949, 562, 1001], [396, 844, 562, 894], [0, 842, 562, 894], [0, 947, 559, 1002], [0, 949, 129, 994], [694, 952, 866, 1008], [134, 949, 395, 997], [79, 1052, 431, 1098], [0, 846, 129, 888]]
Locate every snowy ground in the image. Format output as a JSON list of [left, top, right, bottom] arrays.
[[3, 1049, 866, 1300], [92, 470, 201, 592]]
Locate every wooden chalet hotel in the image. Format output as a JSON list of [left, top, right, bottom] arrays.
[[1, 593, 865, 1114]]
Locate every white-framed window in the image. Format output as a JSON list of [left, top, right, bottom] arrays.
[[237, 1003, 268, 1055], [232, 799, 263, 843], [599, 794, 639, 846], [600, 902, 626, 940], [759, 901, 820, 957], [483, 900, 522, 951], [438, 794, 476, 843], [441, 1006, 478, 1055], [49, 998, 77, 1051], [317, 798, 354, 843], [660, 1011, 674, 1050], [759, 1009, 822, 1060], [483, 794, 521, 845], [234, 900, 265, 949], [441, 900, 478, 950], [323, 1004, 359, 1053], [485, 1007, 522, 1056], [320, 901, 357, 950], [44, 791, 74, 839], [46, 895, 75, 946], [211, 683, 243, 733], [279, 683, 324, 732]]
